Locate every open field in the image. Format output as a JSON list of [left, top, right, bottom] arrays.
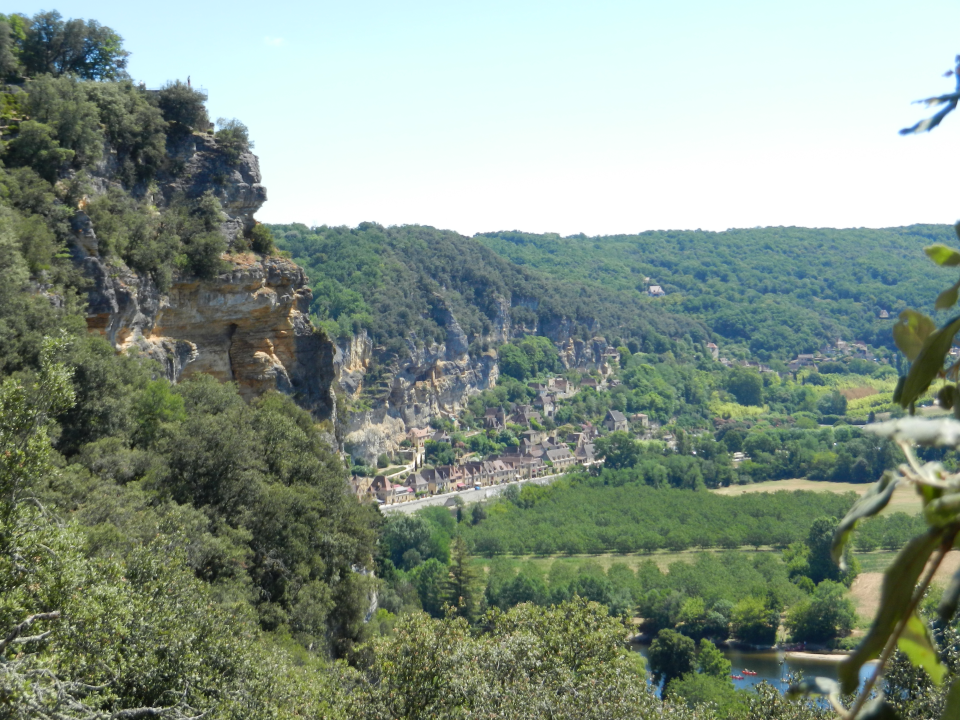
[[849, 550, 960, 622], [838, 386, 877, 401], [713, 478, 923, 515]]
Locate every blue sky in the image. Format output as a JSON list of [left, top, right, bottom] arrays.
[[14, 1, 960, 235]]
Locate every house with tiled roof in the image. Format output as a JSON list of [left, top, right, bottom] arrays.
[[604, 409, 628, 433]]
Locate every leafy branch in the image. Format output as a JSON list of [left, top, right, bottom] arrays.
[[901, 56, 960, 135]]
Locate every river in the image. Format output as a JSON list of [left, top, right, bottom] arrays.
[[632, 644, 878, 694]]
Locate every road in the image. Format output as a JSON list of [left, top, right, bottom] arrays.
[[380, 473, 563, 515]]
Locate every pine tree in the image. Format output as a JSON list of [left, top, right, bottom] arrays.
[[444, 535, 481, 622]]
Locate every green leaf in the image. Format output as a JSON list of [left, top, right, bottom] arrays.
[[897, 613, 946, 685], [925, 244, 960, 267], [839, 528, 945, 694], [924, 492, 960, 527], [864, 417, 960, 447], [832, 472, 897, 568], [937, 281, 960, 310], [944, 676, 960, 720], [900, 316, 960, 408], [938, 567, 960, 625], [892, 310, 936, 362], [854, 697, 900, 720], [893, 376, 905, 404], [786, 676, 840, 701]]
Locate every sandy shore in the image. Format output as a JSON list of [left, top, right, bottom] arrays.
[[783, 652, 850, 662]]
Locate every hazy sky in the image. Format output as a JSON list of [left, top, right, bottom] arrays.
[[15, 1, 960, 235]]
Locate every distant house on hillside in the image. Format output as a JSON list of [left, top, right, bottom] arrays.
[[706, 342, 719, 360], [879, 309, 890, 319], [648, 285, 665, 297], [484, 406, 506, 429], [604, 409, 628, 433], [533, 394, 555, 418]]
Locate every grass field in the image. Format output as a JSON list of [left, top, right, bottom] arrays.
[[712, 478, 923, 515]]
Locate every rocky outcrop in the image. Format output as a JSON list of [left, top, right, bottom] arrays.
[[336, 319, 499, 465], [557, 336, 619, 375], [161, 133, 267, 245], [73, 131, 337, 423], [78, 244, 338, 420]]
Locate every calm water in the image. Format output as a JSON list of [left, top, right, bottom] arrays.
[[632, 644, 878, 694]]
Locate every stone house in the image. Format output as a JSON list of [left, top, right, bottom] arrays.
[[420, 468, 450, 495], [533, 394, 556, 418], [349, 476, 373, 501], [511, 407, 542, 426], [604, 409, 628, 433], [575, 443, 596, 465], [498, 455, 545, 479], [431, 431, 452, 444], [371, 475, 399, 504], [484, 406, 507, 429], [407, 473, 430, 495], [545, 447, 576, 471]]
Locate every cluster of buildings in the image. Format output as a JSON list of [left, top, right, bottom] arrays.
[[786, 340, 876, 372], [349, 405, 642, 506]]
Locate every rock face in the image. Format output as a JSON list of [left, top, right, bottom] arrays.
[[79, 247, 338, 421], [74, 132, 337, 423], [161, 133, 267, 245], [333, 299, 617, 463], [336, 330, 499, 465]]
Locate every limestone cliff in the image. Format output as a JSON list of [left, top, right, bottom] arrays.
[[74, 131, 338, 423], [336, 327, 499, 465]]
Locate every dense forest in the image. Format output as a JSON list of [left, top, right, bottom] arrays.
[[271, 222, 709, 360], [476, 226, 958, 359]]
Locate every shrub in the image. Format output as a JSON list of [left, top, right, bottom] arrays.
[[786, 580, 856, 643], [183, 231, 227, 279], [155, 80, 209, 133], [250, 223, 274, 255], [215, 117, 252, 164]]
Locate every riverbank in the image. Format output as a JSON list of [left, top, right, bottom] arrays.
[[783, 651, 849, 662]]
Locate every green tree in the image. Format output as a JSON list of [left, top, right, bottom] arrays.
[[215, 116, 252, 164], [250, 223, 275, 254], [3, 120, 74, 182], [155, 80, 209, 133], [412, 558, 448, 617], [730, 595, 778, 645], [806, 516, 858, 586], [786, 580, 856, 643], [595, 431, 641, 470], [697, 638, 732, 678], [351, 598, 665, 720], [444, 535, 482, 622], [648, 628, 696, 687], [19, 10, 129, 80], [726, 367, 763, 406], [0, 19, 19, 79]]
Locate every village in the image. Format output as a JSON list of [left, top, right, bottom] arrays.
[[349, 331, 900, 506], [348, 372, 652, 505]]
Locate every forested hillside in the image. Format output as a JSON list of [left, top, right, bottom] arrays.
[[476, 226, 957, 359], [271, 223, 710, 359]]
